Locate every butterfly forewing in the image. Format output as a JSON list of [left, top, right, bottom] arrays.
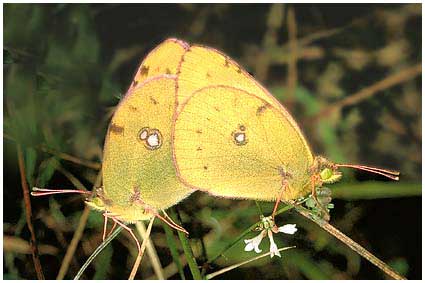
[[102, 76, 193, 222], [127, 38, 189, 93]]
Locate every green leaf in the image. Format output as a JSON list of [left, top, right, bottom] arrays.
[[37, 157, 57, 187]]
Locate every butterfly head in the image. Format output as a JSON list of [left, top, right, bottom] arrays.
[[311, 155, 400, 185], [84, 187, 108, 212], [312, 156, 342, 185]]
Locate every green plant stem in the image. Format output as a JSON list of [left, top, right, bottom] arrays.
[[162, 221, 186, 279], [74, 226, 123, 280], [170, 209, 203, 280], [254, 201, 264, 216]]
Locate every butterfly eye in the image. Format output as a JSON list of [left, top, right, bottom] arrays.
[[138, 128, 162, 150]]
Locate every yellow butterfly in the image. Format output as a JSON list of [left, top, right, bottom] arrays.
[[32, 38, 399, 275], [171, 39, 398, 219]]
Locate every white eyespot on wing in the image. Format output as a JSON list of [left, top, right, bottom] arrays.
[[139, 129, 148, 140], [138, 127, 162, 150], [147, 133, 160, 148], [233, 132, 247, 145]]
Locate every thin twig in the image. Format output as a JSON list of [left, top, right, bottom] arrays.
[[295, 206, 406, 280], [314, 64, 422, 120], [17, 145, 45, 280], [41, 145, 101, 170], [56, 170, 102, 279], [129, 218, 155, 280], [135, 221, 165, 279], [54, 163, 87, 190], [206, 246, 295, 280]]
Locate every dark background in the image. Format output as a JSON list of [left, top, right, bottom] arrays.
[[4, 3, 421, 279]]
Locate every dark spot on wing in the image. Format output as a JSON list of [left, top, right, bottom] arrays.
[[237, 67, 242, 73], [214, 106, 220, 112], [129, 105, 138, 112], [239, 125, 246, 131], [256, 102, 271, 116], [196, 147, 202, 151], [132, 80, 138, 87], [109, 123, 124, 134], [140, 65, 149, 76], [224, 58, 230, 67], [150, 96, 158, 105], [165, 68, 172, 74], [196, 129, 202, 134], [203, 166, 208, 170], [206, 72, 211, 78]]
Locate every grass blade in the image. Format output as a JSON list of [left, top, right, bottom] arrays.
[[74, 226, 123, 280], [170, 209, 203, 279], [162, 221, 186, 279]]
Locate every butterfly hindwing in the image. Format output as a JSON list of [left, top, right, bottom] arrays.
[[173, 86, 313, 202]]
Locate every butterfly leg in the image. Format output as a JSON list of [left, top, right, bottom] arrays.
[[310, 176, 330, 221], [107, 214, 141, 252], [271, 180, 289, 220], [107, 222, 117, 238], [159, 210, 189, 235], [138, 199, 189, 235]]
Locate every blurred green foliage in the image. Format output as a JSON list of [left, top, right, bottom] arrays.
[[4, 3, 421, 280]]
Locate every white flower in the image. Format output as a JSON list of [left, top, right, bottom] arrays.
[[244, 230, 266, 253], [243, 215, 298, 258], [268, 230, 281, 258], [278, 224, 297, 235]]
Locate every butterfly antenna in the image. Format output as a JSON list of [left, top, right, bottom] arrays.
[[31, 187, 91, 197], [335, 164, 400, 181]]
